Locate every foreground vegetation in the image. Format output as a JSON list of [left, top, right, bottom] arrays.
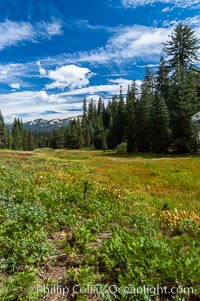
[[0, 149, 200, 301]]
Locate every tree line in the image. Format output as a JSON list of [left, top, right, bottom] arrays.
[[0, 23, 200, 153]]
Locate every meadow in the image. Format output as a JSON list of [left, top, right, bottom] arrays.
[[0, 149, 200, 301]]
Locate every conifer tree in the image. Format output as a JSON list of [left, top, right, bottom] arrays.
[[136, 68, 154, 152], [163, 23, 199, 72], [0, 111, 6, 149], [157, 56, 170, 102], [163, 23, 200, 152], [101, 130, 108, 151], [150, 93, 170, 153], [5, 128, 12, 149], [27, 130, 35, 150], [126, 81, 138, 153], [81, 98, 91, 147], [12, 118, 23, 150]]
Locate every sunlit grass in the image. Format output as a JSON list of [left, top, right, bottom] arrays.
[[0, 149, 200, 300]]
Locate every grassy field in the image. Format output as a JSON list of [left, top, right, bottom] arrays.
[[0, 149, 200, 301]]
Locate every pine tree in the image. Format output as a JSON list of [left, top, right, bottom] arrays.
[[126, 81, 138, 153], [163, 23, 199, 72], [27, 130, 35, 151], [169, 67, 199, 152], [0, 111, 6, 149], [157, 56, 170, 102], [12, 118, 23, 150], [101, 130, 108, 152], [163, 23, 200, 152], [150, 93, 170, 153], [81, 98, 91, 147], [5, 128, 12, 149], [136, 68, 155, 152]]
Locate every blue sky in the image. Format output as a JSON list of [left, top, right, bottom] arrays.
[[0, 0, 200, 122]]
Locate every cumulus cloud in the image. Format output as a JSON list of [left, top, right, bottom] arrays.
[[0, 20, 63, 51], [45, 65, 95, 90], [10, 83, 20, 89], [37, 61, 47, 76]]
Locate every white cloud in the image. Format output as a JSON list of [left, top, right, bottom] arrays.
[[0, 20, 33, 50], [50, 17, 200, 68], [0, 90, 83, 122], [108, 78, 133, 86], [139, 63, 159, 68], [121, 0, 200, 9], [59, 80, 133, 97], [10, 83, 20, 89], [37, 60, 47, 76], [0, 20, 63, 51], [0, 62, 37, 86], [45, 65, 95, 90], [0, 76, 140, 122], [2, 17, 198, 89], [56, 25, 172, 66], [41, 21, 63, 36], [39, 68, 47, 76]]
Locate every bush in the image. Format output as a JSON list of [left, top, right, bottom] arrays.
[[115, 142, 127, 154]]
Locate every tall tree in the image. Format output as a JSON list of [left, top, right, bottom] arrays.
[[163, 23, 199, 72], [126, 81, 138, 153], [136, 68, 154, 152], [5, 128, 12, 149], [157, 56, 170, 102], [12, 118, 23, 150], [0, 111, 6, 149], [163, 23, 200, 152]]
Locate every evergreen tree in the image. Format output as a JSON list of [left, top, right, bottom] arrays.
[[150, 93, 170, 153], [101, 130, 108, 152], [136, 68, 154, 152], [157, 56, 170, 102], [27, 130, 35, 151], [12, 118, 23, 150], [23, 130, 28, 151], [0, 111, 6, 149], [81, 98, 91, 147], [163, 23, 200, 152], [168, 67, 199, 152], [126, 81, 138, 153], [5, 128, 12, 149], [163, 23, 199, 72]]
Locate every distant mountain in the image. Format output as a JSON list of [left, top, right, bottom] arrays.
[[6, 116, 81, 131]]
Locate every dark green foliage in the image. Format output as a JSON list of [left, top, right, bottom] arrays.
[[11, 119, 36, 151], [5, 128, 12, 149], [163, 23, 200, 152], [27, 130, 35, 151], [126, 82, 138, 152], [163, 23, 199, 72], [12, 118, 24, 150], [0, 111, 6, 149], [136, 68, 155, 152]]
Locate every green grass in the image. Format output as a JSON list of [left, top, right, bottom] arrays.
[[0, 149, 200, 301]]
